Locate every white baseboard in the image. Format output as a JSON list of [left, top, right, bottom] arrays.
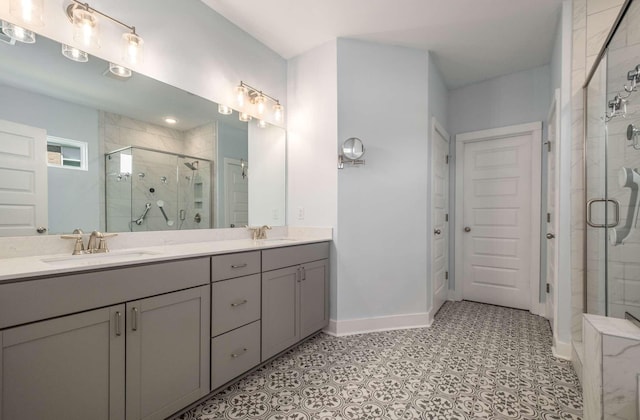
[[552, 337, 572, 360], [323, 312, 433, 337]]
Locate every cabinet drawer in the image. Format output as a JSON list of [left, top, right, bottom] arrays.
[[211, 320, 260, 390], [0, 258, 210, 330], [211, 274, 260, 336], [262, 242, 330, 272], [211, 251, 260, 282]]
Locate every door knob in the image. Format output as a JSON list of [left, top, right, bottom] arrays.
[[434, 229, 441, 235], [464, 227, 471, 232], [36, 227, 47, 234], [546, 233, 555, 239]]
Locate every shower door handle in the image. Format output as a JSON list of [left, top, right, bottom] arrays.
[[586, 198, 620, 228]]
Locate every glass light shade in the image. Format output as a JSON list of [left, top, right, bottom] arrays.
[[254, 95, 266, 115], [273, 103, 283, 122], [109, 62, 132, 78], [218, 104, 232, 115], [122, 32, 143, 66], [239, 112, 252, 122], [236, 85, 247, 107], [72, 8, 99, 49], [1, 21, 35, 43], [61, 44, 88, 62], [10, 0, 44, 26], [257, 119, 267, 128]]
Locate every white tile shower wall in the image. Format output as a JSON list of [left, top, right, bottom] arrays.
[[571, 0, 624, 347]]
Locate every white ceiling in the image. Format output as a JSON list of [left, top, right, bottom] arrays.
[[201, 0, 562, 89]]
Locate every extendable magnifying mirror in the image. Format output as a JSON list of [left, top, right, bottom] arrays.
[[338, 137, 366, 169]]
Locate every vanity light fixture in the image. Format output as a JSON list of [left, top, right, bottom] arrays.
[[239, 112, 252, 122], [236, 81, 284, 122], [257, 119, 267, 128], [109, 62, 132, 78], [61, 44, 88, 62], [218, 104, 233, 115], [1, 20, 35, 43], [10, 0, 44, 27], [65, 1, 144, 65]]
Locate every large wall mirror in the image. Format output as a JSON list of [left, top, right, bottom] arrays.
[[0, 31, 286, 236]]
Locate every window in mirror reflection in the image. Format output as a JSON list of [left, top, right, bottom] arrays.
[[46, 137, 88, 170]]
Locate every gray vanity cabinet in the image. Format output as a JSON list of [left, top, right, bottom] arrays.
[[0, 305, 126, 420], [261, 243, 330, 361], [126, 285, 210, 420]]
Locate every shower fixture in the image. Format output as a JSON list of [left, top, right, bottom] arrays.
[[156, 200, 174, 226], [160, 176, 168, 184], [627, 123, 640, 149], [184, 161, 198, 170], [625, 64, 640, 93], [606, 94, 627, 121], [137, 172, 145, 179], [609, 167, 639, 246], [133, 202, 151, 225]]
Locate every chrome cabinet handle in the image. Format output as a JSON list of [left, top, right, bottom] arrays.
[[546, 233, 555, 239], [231, 348, 248, 358], [296, 267, 301, 283], [464, 227, 471, 232], [434, 229, 441, 235], [131, 307, 138, 331], [115, 311, 122, 336], [231, 299, 248, 307], [231, 263, 248, 269], [301, 266, 306, 281]]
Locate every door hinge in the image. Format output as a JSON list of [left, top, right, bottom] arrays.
[[546, 283, 550, 293], [547, 212, 551, 223], [445, 213, 449, 222], [544, 141, 551, 152], [445, 155, 449, 164], [445, 271, 449, 280]]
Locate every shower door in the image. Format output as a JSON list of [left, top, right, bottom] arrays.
[[585, 0, 640, 324]]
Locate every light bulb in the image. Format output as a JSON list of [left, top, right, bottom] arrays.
[[255, 95, 266, 115], [1, 20, 35, 43], [9, 0, 43, 26], [239, 112, 252, 122], [236, 85, 247, 107], [218, 104, 232, 115], [257, 119, 267, 128], [62, 44, 88, 62], [273, 103, 283, 122], [72, 8, 99, 49], [122, 32, 143, 66]]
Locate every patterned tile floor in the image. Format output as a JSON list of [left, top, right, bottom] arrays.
[[177, 301, 583, 419]]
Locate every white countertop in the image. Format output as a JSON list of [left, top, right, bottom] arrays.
[[0, 236, 331, 283]]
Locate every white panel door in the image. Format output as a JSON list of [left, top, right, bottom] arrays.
[[0, 119, 48, 236], [431, 119, 450, 314], [224, 158, 248, 228], [546, 90, 560, 331], [461, 127, 540, 310]]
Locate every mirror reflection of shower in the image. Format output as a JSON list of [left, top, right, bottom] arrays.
[[105, 147, 211, 232]]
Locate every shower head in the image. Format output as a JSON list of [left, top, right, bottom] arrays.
[[184, 161, 198, 170]]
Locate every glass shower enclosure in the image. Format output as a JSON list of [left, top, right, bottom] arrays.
[[105, 147, 212, 232], [585, 0, 640, 324]]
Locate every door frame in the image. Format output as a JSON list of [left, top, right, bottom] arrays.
[[546, 89, 561, 332], [430, 117, 450, 315], [223, 157, 247, 228], [453, 121, 543, 314]]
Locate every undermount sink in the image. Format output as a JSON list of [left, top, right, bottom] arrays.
[[259, 238, 298, 242], [42, 250, 163, 266]]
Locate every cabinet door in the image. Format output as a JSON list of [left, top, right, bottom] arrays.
[[0, 305, 125, 420], [300, 259, 330, 339], [126, 285, 210, 420], [262, 266, 300, 361]]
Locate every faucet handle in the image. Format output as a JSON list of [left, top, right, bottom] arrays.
[[61, 234, 86, 255], [97, 233, 118, 253]]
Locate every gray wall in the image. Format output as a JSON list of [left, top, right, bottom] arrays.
[[0, 84, 100, 234], [336, 39, 430, 320], [448, 65, 551, 136]]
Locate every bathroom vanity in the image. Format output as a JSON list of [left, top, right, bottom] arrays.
[[0, 236, 330, 420]]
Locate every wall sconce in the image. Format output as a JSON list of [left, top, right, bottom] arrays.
[[61, 43, 88, 62], [65, 1, 144, 65], [236, 81, 284, 123], [1, 20, 35, 43], [218, 104, 232, 115], [338, 137, 366, 169]]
